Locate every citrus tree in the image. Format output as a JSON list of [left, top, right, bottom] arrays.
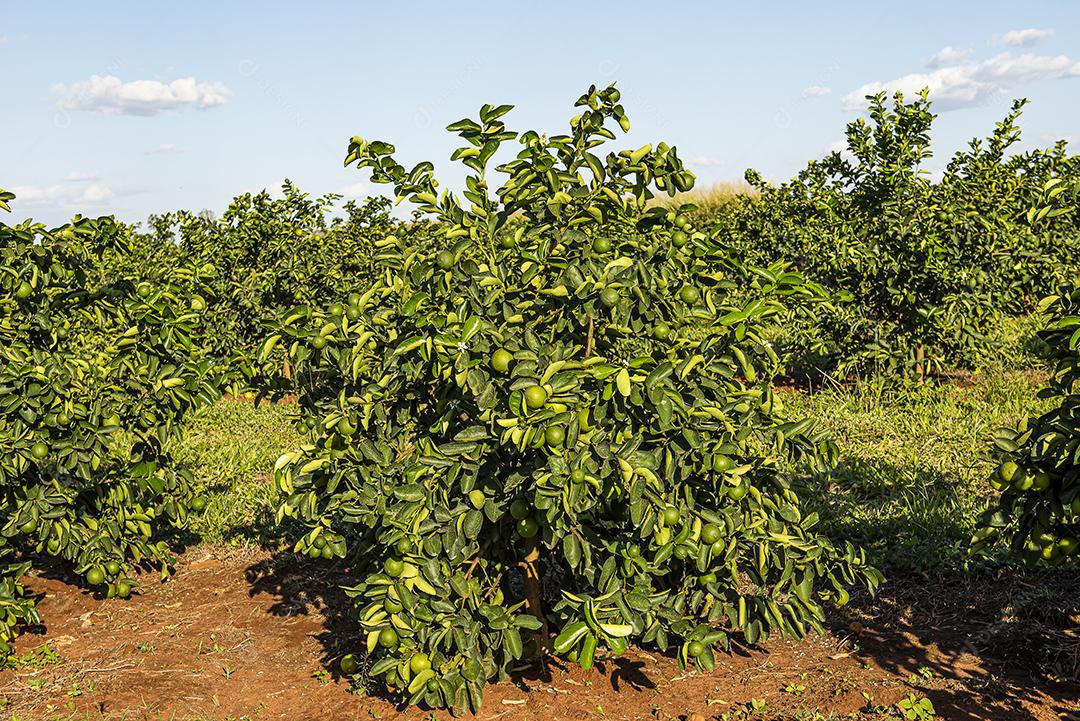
[[977, 283, 1080, 564], [159, 182, 406, 369], [732, 92, 1080, 377], [0, 188, 220, 654], [261, 85, 881, 714]]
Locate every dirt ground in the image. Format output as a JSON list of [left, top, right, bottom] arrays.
[[1, 550, 1076, 721]]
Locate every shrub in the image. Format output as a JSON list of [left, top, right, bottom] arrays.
[[977, 281, 1080, 564], [0, 189, 219, 654], [262, 85, 881, 713], [731, 92, 1080, 377]]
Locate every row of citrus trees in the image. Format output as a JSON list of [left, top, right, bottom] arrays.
[[709, 91, 1080, 378], [1, 84, 1077, 715], [0, 192, 220, 656]]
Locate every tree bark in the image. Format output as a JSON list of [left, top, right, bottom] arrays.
[[521, 535, 549, 643]]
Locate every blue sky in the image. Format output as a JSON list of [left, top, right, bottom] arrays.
[[2, 1, 1078, 226]]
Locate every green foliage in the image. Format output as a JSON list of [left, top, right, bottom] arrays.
[[728, 91, 1079, 376], [977, 278, 1080, 564], [0, 189, 221, 658], [261, 85, 880, 714], [143, 182, 406, 368]]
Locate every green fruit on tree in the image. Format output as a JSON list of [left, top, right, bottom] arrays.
[[652, 323, 671, 341], [190, 295, 207, 312], [136, 282, 152, 298], [1058, 537, 1079, 556], [30, 442, 49, 461], [998, 461, 1019, 483], [191, 496, 208, 513], [1031, 472, 1051, 492], [116, 581, 132, 598], [378, 628, 399, 648], [679, 286, 700, 304], [329, 302, 345, 317], [524, 385, 548, 410], [509, 499, 530, 521], [395, 537, 413, 555], [1012, 474, 1035, 492], [671, 230, 688, 248], [468, 489, 487, 510], [15, 282, 32, 300], [436, 250, 455, 269], [311, 335, 327, 350], [712, 454, 734, 473], [499, 235, 516, 249], [663, 507, 680, 526], [86, 568, 105, 586], [727, 481, 749, 501], [710, 539, 725, 556], [337, 419, 357, 436], [701, 524, 721, 544], [348, 292, 362, 307], [409, 652, 431, 674], [591, 237, 611, 253], [384, 558, 405, 577], [571, 469, 586, 484], [673, 545, 690, 559], [626, 544, 641, 559], [599, 288, 620, 308], [340, 654, 360, 675], [491, 348, 514, 373], [105, 561, 121, 576], [544, 425, 566, 447], [674, 214, 691, 230], [698, 572, 717, 587], [346, 305, 362, 321], [687, 641, 704, 658], [516, 517, 539, 538]]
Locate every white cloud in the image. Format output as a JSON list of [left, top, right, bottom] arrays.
[[825, 140, 848, 154], [64, 171, 101, 182], [146, 143, 181, 155], [11, 183, 114, 206], [843, 51, 1080, 111], [337, 181, 371, 198], [51, 75, 231, 116], [997, 28, 1055, 47], [689, 156, 726, 168], [801, 85, 832, 98], [926, 46, 972, 69]]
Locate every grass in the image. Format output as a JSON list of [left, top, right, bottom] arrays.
[[174, 399, 299, 549], [786, 370, 1051, 574]]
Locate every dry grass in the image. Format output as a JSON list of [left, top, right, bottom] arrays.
[[652, 181, 757, 209]]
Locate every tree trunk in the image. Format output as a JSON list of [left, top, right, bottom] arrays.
[[914, 345, 925, 382], [522, 535, 549, 642]]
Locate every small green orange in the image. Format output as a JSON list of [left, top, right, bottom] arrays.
[[378, 628, 399, 648], [524, 385, 548, 410], [409, 652, 431, 674], [599, 288, 620, 308], [340, 654, 360, 675], [436, 250, 455, 270], [591, 237, 612, 253], [671, 230, 688, 248], [687, 641, 704, 658], [384, 558, 405, 577], [30, 442, 49, 460], [544, 425, 566, 447], [701, 524, 721, 544], [15, 282, 33, 300], [516, 517, 539, 538], [491, 349, 514, 373], [652, 323, 671, 341], [86, 567, 105, 586]]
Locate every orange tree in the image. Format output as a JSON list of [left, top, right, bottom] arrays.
[[261, 85, 881, 714], [0, 188, 219, 655], [731, 92, 1080, 377], [977, 282, 1080, 565]]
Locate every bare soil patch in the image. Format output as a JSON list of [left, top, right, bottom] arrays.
[[2, 551, 1075, 721]]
